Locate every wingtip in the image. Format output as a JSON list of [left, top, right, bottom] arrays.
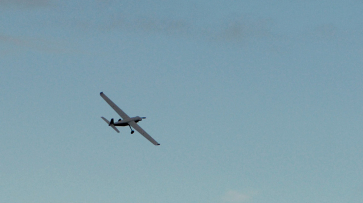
[[156, 144, 160, 146], [100, 92, 103, 95]]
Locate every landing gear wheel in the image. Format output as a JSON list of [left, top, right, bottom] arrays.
[[129, 125, 135, 134]]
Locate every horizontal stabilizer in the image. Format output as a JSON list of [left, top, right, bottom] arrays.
[[101, 117, 120, 133]]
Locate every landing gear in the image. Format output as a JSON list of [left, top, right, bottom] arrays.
[[129, 125, 134, 134]]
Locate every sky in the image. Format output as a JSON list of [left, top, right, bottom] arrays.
[[1, 1, 363, 203]]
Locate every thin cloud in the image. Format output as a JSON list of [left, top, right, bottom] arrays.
[[34, 1, 272, 42], [0, 34, 77, 54], [221, 190, 257, 203], [312, 24, 338, 38], [0, 0, 51, 7], [104, 14, 193, 37], [131, 18, 191, 35], [0, 34, 30, 46], [218, 18, 272, 41], [103, 13, 272, 42]]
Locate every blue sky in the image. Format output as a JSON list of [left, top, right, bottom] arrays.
[[1, 1, 363, 203]]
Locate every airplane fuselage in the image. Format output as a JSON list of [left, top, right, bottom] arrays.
[[114, 116, 142, 126], [100, 92, 159, 145]]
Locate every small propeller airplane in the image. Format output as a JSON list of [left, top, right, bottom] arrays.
[[100, 92, 160, 146]]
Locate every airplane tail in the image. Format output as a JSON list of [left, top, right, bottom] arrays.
[[101, 117, 120, 133]]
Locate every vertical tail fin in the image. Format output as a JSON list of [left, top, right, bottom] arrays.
[[101, 117, 120, 133]]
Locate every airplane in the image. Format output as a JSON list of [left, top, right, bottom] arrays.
[[100, 92, 160, 146]]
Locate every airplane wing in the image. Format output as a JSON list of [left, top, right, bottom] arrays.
[[100, 92, 130, 119], [129, 121, 160, 145]]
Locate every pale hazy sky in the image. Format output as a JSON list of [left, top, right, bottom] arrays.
[[1, 1, 363, 203]]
